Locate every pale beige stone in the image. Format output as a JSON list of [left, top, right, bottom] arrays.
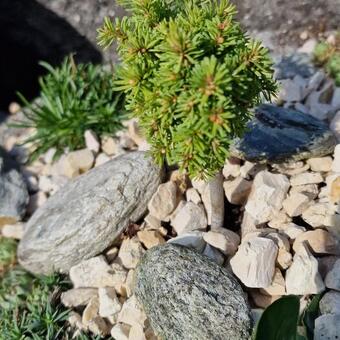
[[260, 268, 286, 296], [98, 287, 121, 320], [87, 316, 110, 336], [111, 323, 131, 340], [280, 223, 306, 240], [230, 237, 278, 288], [1, 222, 24, 239], [201, 172, 224, 229], [129, 324, 146, 340], [223, 177, 252, 205], [330, 176, 340, 203], [68, 311, 86, 331], [277, 248, 293, 270], [293, 229, 340, 255], [240, 211, 258, 237], [95, 153, 111, 167], [285, 243, 325, 295], [222, 158, 241, 179], [137, 230, 165, 249], [61, 288, 97, 307], [82, 296, 99, 326], [267, 210, 292, 229], [61, 149, 94, 178], [290, 172, 323, 186], [144, 214, 162, 230], [70, 255, 127, 288], [203, 228, 240, 256], [307, 157, 333, 172], [266, 233, 292, 269], [272, 161, 310, 176], [332, 144, 340, 173], [302, 202, 332, 227], [250, 290, 281, 309], [240, 162, 266, 179], [101, 136, 119, 156], [148, 181, 179, 221], [118, 237, 145, 269], [105, 247, 119, 263], [290, 184, 319, 200], [127, 119, 145, 146], [186, 187, 201, 204], [85, 130, 100, 154], [245, 171, 290, 224], [171, 201, 207, 235], [122, 270, 135, 298], [117, 295, 147, 327], [169, 170, 190, 194], [282, 192, 311, 217]]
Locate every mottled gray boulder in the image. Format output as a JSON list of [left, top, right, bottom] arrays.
[[231, 104, 337, 163], [0, 157, 29, 226], [135, 244, 252, 340], [18, 152, 162, 275]]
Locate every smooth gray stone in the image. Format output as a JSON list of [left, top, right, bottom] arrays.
[[0, 156, 29, 226], [231, 104, 337, 163], [135, 244, 252, 340], [18, 152, 162, 274]]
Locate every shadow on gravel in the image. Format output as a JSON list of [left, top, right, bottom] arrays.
[[0, 145, 20, 172], [0, 0, 102, 111]]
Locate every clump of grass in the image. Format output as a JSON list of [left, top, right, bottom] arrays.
[[16, 56, 126, 161], [313, 33, 340, 85], [0, 237, 17, 274]]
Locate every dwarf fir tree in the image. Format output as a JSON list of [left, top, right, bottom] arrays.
[[98, 0, 277, 179]]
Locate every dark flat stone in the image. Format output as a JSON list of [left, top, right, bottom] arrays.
[[231, 104, 337, 163]]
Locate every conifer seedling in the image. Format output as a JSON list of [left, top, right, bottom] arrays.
[[98, 0, 277, 179]]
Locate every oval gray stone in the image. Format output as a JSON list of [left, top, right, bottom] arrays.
[[18, 152, 162, 274], [231, 104, 337, 163], [135, 243, 252, 340]]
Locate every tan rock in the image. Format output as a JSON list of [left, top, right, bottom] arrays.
[[117, 295, 147, 327], [272, 161, 310, 176], [230, 237, 278, 288], [127, 119, 145, 146], [186, 187, 201, 204], [260, 268, 286, 296], [171, 201, 207, 235], [129, 324, 146, 340], [111, 262, 129, 294], [332, 144, 340, 173], [69, 255, 127, 288], [282, 192, 311, 217], [1, 222, 24, 239], [245, 171, 290, 224], [98, 287, 121, 321], [62, 149, 94, 178], [144, 214, 162, 230], [240, 211, 258, 237], [95, 153, 111, 167], [280, 223, 306, 240], [330, 176, 340, 203], [290, 184, 319, 200], [122, 270, 135, 298], [302, 202, 332, 227], [290, 172, 323, 186], [137, 230, 165, 249], [307, 157, 333, 172], [293, 229, 340, 255], [240, 161, 266, 179], [87, 316, 110, 336], [266, 233, 292, 269], [118, 237, 145, 269], [101, 136, 119, 156], [105, 247, 119, 263], [68, 311, 86, 331], [169, 170, 190, 194], [267, 210, 292, 229], [61, 288, 97, 307], [84, 130, 100, 154], [201, 172, 224, 229], [111, 323, 131, 340], [222, 158, 241, 179], [277, 248, 293, 270], [223, 177, 252, 205], [148, 181, 179, 221], [203, 228, 240, 256], [250, 290, 281, 309], [285, 243, 325, 295], [82, 296, 99, 326]]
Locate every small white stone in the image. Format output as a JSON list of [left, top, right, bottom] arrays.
[[62, 149, 95, 178], [267, 211, 292, 229], [118, 237, 145, 269], [203, 228, 240, 256], [307, 71, 325, 92], [278, 79, 303, 102], [137, 229, 165, 249], [186, 187, 201, 204], [1, 222, 24, 239], [129, 324, 146, 340], [85, 130, 100, 154], [144, 214, 162, 230], [330, 111, 340, 142], [127, 119, 145, 146], [309, 103, 335, 121], [298, 38, 317, 54], [167, 231, 206, 253], [240, 162, 266, 179], [61, 288, 97, 307], [26, 191, 48, 215], [117, 295, 147, 327], [325, 259, 340, 291], [171, 201, 207, 235], [302, 202, 332, 228], [307, 157, 333, 172], [272, 161, 310, 176], [223, 177, 252, 205], [148, 181, 179, 221], [280, 223, 306, 240], [222, 158, 241, 179], [289, 184, 319, 200], [68, 311, 86, 331], [230, 237, 278, 288], [332, 144, 340, 173], [282, 192, 311, 217], [101, 136, 119, 156], [202, 244, 225, 265], [319, 291, 340, 315], [285, 243, 325, 295], [122, 269, 135, 298], [82, 296, 99, 326], [95, 153, 111, 167], [260, 268, 286, 296], [240, 211, 258, 237], [314, 314, 340, 340], [290, 172, 323, 186], [201, 172, 224, 229], [245, 171, 290, 224], [98, 287, 121, 320], [43, 148, 57, 165], [111, 323, 131, 340]]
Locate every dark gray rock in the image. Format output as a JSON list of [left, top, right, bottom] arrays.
[[18, 152, 162, 275], [0, 156, 29, 226], [135, 244, 252, 340], [231, 104, 337, 163]]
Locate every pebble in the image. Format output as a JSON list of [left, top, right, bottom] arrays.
[[285, 244, 325, 295], [101, 136, 119, 156], [302, 202, 332, 228], [319, 291, 340, 315], [82, 296, 99, 326], [289, 183, 319, 200], [332, 144, 340, 173], [118, 237, 145, 269], [260, 268, 286, 296], [223, 177, 253, 205], [185, 187, 201, 204], [137, 230, 165, 249], [314, 314, 340, 340], [84, 130, 100, 154], [278, 79, 303, 102], [222, 158, 241, 179], [62, 149, 95, 178], [95, 153, 111, 167], [240, 162, 266, 179], [117, 295, 147, 327], [330, 176, 340, 203], [98, 287, 122, 322], [129, 324, 146, 340], [250, 290, 281, 309], [245, 171, 290, 224], [290, 172, 323, 186], [61, 288, 98, 308], [272, 161, 310, 176], [148, 181, 179, 221], [282, 192, 311, 217], [1, 222, 24, 239], [230, 237, 278, 288], [325, 259, 340, 291], [170, 201, 207, 235], [111, 323, 130, 340], [280, 223, 307, 240], [307, 157, 333, 172], [203, 229, 240, 256], [267, 210, 291, 229], [127, 119, 145, 146]]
